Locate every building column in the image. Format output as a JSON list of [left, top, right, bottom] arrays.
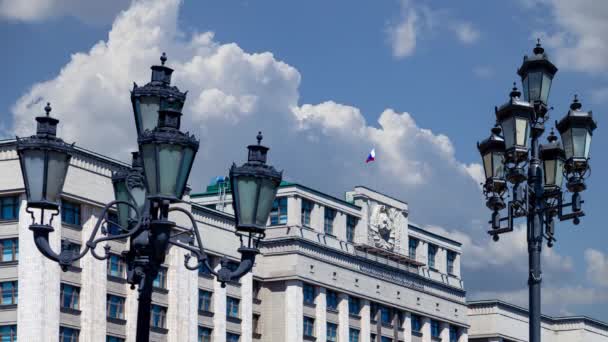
[[458, 328, 468, 342], [285, 280, 303, 342], [360, 299, 371, 342], [440, 322, 450, 342], [402, 312, 412, 341], [17, 198, 60, 342], [240, 272, 253, 342], [166, 244, 198, 342], [80, 207, 107, 342], [213, 263, 227, 342], [315, 287, 327, 341], [421, 317, 431, 342], [338, 293, 349, 342], [125, 280, 138, 342], [334, 212, 347, 240], [287, 196, 301, 227]]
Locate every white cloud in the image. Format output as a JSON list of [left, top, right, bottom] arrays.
[[0, 0, 130, 24], [387, 0, 419, 58], [585, 249, 608, 287], [452, 22, 480, 44]]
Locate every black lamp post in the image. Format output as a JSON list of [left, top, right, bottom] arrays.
[[478, 42, 598, 342], [16, 54, 282, 342]]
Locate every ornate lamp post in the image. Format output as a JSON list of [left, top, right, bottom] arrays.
[[477, 42, 597, 342], [16, 54, 282, 342]]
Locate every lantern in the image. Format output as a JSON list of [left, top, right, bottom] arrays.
[[112, 152, 147, 228], [495, 85, 534, 163], [16, 103, 73, 210], [517, 40, 558, 113], [556, 95, 597, 174], [477, 125, 506, 194], [539, 131, 565, 194]]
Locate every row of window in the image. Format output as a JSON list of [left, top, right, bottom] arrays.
[[198, 289, 241, 319], [408, 238, 457, 275], [58, 326, 126, 342], [198, 327, 240, 342]]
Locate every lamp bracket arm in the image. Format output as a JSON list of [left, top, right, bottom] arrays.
[[488, 200, 515, 237], [166, 206, 215, 274]]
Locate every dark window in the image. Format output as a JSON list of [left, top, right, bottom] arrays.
[[0, 325, 16, 342], [349, 328, 360, 342], [449, 325, 459, 342], [226, 332, 240, 342], [199, 290, 212, 312], [61, 240, 81, 267], [431, 320, 440, 337], [106, 212, 122, 236], [0, 196, 18, 221], [59, 326, 79, 342], [252, 280, 261, 300], [150, 305, 167, 328], [0, 239, 18, 262], [303, 317, 315, 337], [397, 311, 405, 327], [408, 238, 418, 260], [301, 199, 313, 227], [411, 314, 421, 332], [428, 244, 437, 269], [60, 284, 79, 310], [198, 256, 215, 276], [253, 314, 261, 334], [226, 297, 240, 318], [324, 208, 336, 235], [370, 302, 379, 322], [153, 267, 167, 289], [107, 295, 125, 319], [346, 216, 357, 242], [107, 254, 126, 278], [0, 281, 17, 306], [198, 327, 212, 342], [447, 251, 456, 274], [106, 336, 125, 342], [327, 323, 338, 342], [270, 197, 287, 225], [380, 306, 392, 326], [381, 337, 393, 342], [348, 296, 360, 316], [61, 200, 81, 226], [326, 290, 338, 311], [303, 284, 315, 305]]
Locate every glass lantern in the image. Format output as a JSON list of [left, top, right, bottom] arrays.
[[477, 125, 506, 194], [517, 40, 558, 112], [556, 95, 597, 174], [539, 131, 565, 194], [495, 85, 534, 163]]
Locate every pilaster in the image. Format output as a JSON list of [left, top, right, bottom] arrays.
[[360, 299, 371, 342], [440, 322, 450, 342], [421, 317, 431, 342], [213, 263, 227, 342], [240, 272, 253, 342], [403, 312, 412, 342], [315, 287, 327, 341], [458, 328, 468, 342], [338, 293, 349, 342], [285, 280, 303, 342], [166, 245, 198, 342], [287, 196, 301, 227]]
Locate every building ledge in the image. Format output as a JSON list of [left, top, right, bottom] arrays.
[[354, 244, 424, 267], [150, 326, 168, 334], [0, 304, 17, 310], [107, 317, 127, 325], [198, 310, 214, 318], [60, 307, 82, 315]]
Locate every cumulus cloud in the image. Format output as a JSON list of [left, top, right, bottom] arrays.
[[452, 22, 480, 44], [585, 249, 608, 287], [387, 0, 420, 58], [0, 0, 130, 24]]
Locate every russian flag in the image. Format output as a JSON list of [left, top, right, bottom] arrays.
[[366, 148, 375, 163]]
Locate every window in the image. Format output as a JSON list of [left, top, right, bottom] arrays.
[[370, 302, 379, 322], [106, 336, 125, 342], [107, 295, 125, 319], [198, 327, 212, 342], [60, 284, 79, 310], [348, 296, 360, 316], [61, 200, 81, 226], [349, 328, 360, 342], [1, 281, 17, 305], [447, 251, 456, 274], [449, 325, 459, 342], [408, 238, 418, 260], [303, 284, 315, 305], [60, 327, 79, 342], [253, 313, 261, 334], [301, 199, 313, 226], [226, 297, 240, 318], [0, 239, 18, 262], [326, 323, 338, 342], [106, 212, 122, 236], [107, 254, 126, 278], [428, 244, 437, 269], [346, 215, 357, 242], [0, 325, 16, 342], [150, 305, 167, 328], [199, 290, 212, 312], [324, 207, 336, 235], [326, 290, 338, 311], [198, 256, 215, 276], [380, 306, 392, 326], [253, 280, 261, 300], [269, 197, 287, 225], [381, 337, 393, 342], [411, 314, 421, 332], [0, 196, 18, 221], [397, 311, 405, 327], [153, 267, 167, 289], [61, 240, 81, 267], [431, 320, 440, 338], [226, 333, 240, 342], [303, 317, 315, 337]]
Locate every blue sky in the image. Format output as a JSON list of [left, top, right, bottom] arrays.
[[1, 0, 607, 320]]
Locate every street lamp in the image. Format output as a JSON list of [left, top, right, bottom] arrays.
[[16, 54, 282, 342], [478, 41, 598, 342]]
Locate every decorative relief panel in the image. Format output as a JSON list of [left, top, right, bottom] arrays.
[[368, 203, 406, 252]]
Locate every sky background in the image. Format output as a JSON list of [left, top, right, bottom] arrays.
[[1, 0, 608, 320]]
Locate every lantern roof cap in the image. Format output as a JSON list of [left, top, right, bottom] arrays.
[[478, 124, 505, 154], [556, 95, 597, 134], [34, 102, 60, 137], [495, 84, 534, 121], [131, 52, 187, 104], [540, 130, 565, 160], [517, 39, 558, 78]]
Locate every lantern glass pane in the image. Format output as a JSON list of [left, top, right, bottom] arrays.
[[175, 147, 195, 200], [522, 76, 529, 102], [130, 185, 146, 218], [141, 144, 158, 195], [46, 150, 70, 204], [483, 153, 492, 179], [501, 118, 515, 150], [541, 74, 552, 105], [255, 178, 279, 226], [515, 117, 529, 147], [555, 159, 564, 187], [23, 149, 45, 202], [544, 159, 556, 186], [138, 96, 160, 134], [561, 129, 573, 159], [492, 153, 504, 178], [113, 181, 130, 228], [527, 72, 542, 103], [585, 130, 592, 159], [158, 144, 183, 198], [572, 127, 588, 159], [236, 176, 258, 226]]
